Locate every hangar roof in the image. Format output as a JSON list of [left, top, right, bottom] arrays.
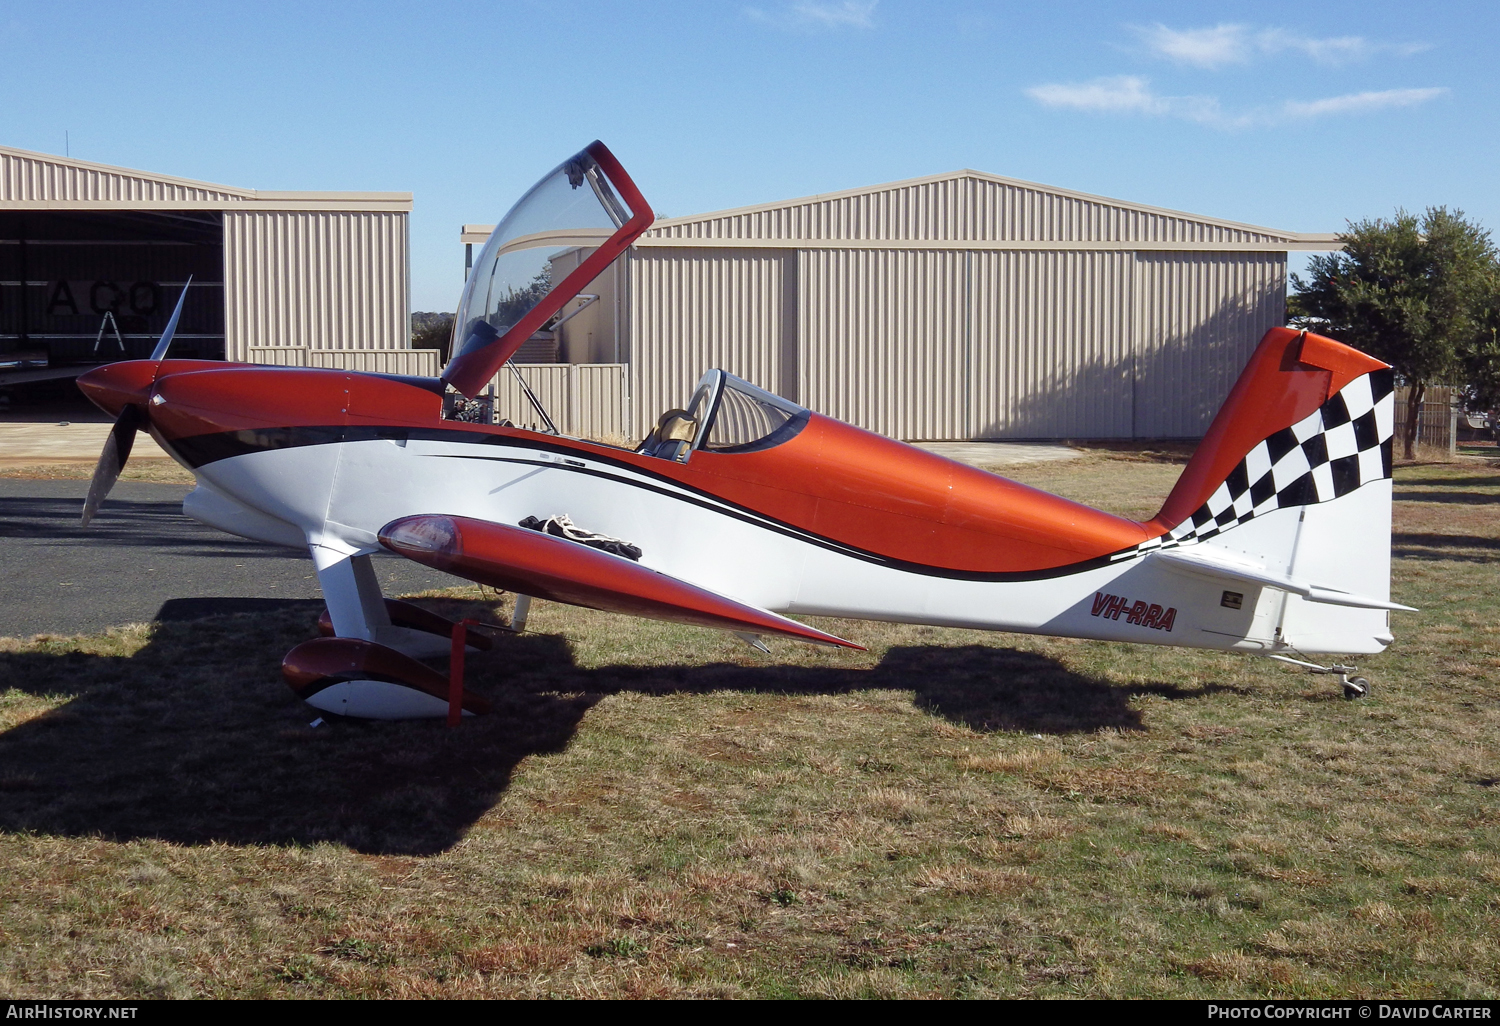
[[464, 169, 1338, 251], [634, 169, 1336, 252], [0, 145, 411, 212]]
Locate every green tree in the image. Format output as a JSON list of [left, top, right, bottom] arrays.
[[1459, 268, 1500, 412], [1292, 207, 1497, 458], [411, 311, 455, 362]]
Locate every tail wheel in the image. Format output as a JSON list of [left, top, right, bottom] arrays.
[[1342, 676, 1370, 700]]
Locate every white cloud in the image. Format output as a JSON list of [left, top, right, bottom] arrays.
[[1267, 29, 1376, 64], [1132, 22, 1430, 69], [795, 1, 877, 28], [1136, 24, 1254, 69], [1025, 77, 1239, 127], [745, 1, 877, 30], [1026, 76, 1446, 130], [1282, 87, 1448, 118], [1025, 76, 1160, 114]]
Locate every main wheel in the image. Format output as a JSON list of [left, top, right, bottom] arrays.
[[1343, 676, 1370, 700], [282, 637, 490, 720]]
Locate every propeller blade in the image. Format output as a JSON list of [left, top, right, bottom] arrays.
[[148, 276, 193, 362], [81, 405, 142, 527]]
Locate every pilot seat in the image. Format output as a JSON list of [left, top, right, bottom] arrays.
[[637, 408, 697, 461]]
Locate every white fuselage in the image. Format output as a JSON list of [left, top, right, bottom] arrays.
[[176, 429, 1394, 657]]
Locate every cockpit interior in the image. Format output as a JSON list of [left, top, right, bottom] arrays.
[[637, 370, 810, 462]]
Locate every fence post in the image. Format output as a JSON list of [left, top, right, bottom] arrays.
[[567, 364, 578, 437], [620, 364, 629, 442]]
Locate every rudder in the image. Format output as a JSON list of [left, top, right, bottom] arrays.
[[1142, 328, 1400, 655]]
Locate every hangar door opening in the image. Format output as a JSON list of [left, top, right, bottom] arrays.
[[0, 211, 224, 386]]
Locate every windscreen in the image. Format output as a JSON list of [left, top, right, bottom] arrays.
[[451, 149, 631, 362], [697, 372, 809, 453]]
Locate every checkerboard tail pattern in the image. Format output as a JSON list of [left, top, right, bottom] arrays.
[[1127, 369, 1394, 558]]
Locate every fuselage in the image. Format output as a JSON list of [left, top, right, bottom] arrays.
[[78, 359, 1390, 656]]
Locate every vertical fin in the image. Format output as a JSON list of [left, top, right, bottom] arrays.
[[1147, 328, 1390, 535]]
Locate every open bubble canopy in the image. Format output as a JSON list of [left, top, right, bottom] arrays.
[[442, 142, 653, 397]]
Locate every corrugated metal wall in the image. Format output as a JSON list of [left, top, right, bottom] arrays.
[[488, 364, 626, 440], [549, 249, 624, 364], [651, 177, 972, 242], [969, 250, 1135, 439], [246, 348, 440, 376], [243, 348, 438, 376], [963, 178, 1285, 245], [800, 248, 967, 440], [628, 249, 789, 435], [223, 211, 408, 359], [626, 244, 1284, 441], [570, 363, 627, 439], [645, 171, 1291, 246], [623, 171, 1292, 441], [309, 349, 438, 376], [0, 149, 248, 204], [245, 346, 307, 367], [1133, 253, 1285, 436]]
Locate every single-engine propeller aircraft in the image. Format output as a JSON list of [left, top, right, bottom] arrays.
[[77, 141, 1411, 718]]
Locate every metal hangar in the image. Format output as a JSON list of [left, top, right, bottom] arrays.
[[468, 169, 1339, 442], [0, 145, 423, 395]]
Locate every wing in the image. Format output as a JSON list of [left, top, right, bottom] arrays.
[[379, 514, 862, 650]]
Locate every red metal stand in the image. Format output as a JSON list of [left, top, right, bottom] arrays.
[[448, 620, 469, 727], [447, 617, 511, 727]]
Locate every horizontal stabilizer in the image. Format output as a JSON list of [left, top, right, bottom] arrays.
[[379, 514, 863, 649], [1149, 547, 1416, 612]]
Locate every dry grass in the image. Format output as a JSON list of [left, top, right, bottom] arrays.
[[1396, 443, 1466, 465], [583, 432, 640, 451], [991, 452, 1187, 520], [0, 453, 1496, 998], [0, 459, 195, 484]]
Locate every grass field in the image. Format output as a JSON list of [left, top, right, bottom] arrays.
[[0, 453, 1496, 999]]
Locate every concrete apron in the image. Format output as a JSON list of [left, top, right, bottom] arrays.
[[0, 422, 173, 463], [914, 441, 1084, 466]]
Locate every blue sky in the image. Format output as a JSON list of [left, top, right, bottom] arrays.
[[2, 1, 1494, 311]]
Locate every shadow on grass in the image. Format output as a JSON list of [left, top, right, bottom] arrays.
[[0, 602, 1233, 856], [1393, 490, 1500, 505], [569, 644, 1233, 736], [1393, 532, 1500, 562], [1394, 473, 1500, 490]]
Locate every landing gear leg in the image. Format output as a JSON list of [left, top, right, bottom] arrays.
[[310, 548, 391, 641], [1267, 654, 1370, 699], [311, 546, 479, 657]]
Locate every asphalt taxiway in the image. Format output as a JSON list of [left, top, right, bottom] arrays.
[[0, 480, 456, 638]]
